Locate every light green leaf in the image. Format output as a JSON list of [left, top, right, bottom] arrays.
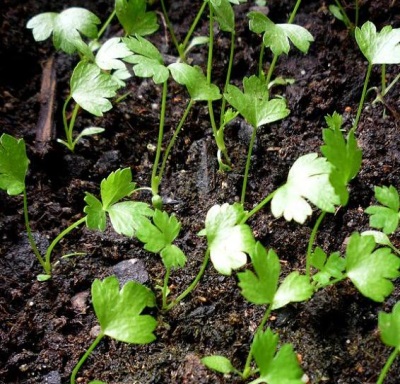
[[238, 243, 280, 304], [272, 271, 313, 310], [95, 37, 132, 70], [75, 127, 105, 144], [115, 0, 159, 36], [355, 21, 400, 64], [329, 5, 345, 21], [71, 61, 120, 116], [379, 302, 400, 348], [27, 8, 100, 57], [0, 134, 29, 195], [321, 112, 362, 205], [210, 0, 235, 33], [201, 355, 236, 374], [311, 247, 346, 287], [200, 203, 255, 275], [224, 75, 290, 127], [84, 193, 106, 231], [168, 63, 221, 101], [123, 36, 169, 84], [160, 244, 187, 269], [92, 276, 157, 344], [361, 230, 392, 247], [248, 12, 314, 56], [365, 186, 400, 234], [252, 328, 304, 383], [345, 233, 400, 302], [108, 201, 153, 237], [271, 153, 340, 223]]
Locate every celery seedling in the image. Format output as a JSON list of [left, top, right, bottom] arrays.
[[353, 22, 400, 130], [70, 276, 157, 384], [0, 134, 86, 280]]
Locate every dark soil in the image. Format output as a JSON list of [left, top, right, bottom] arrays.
[[1, 0, 400, 383]]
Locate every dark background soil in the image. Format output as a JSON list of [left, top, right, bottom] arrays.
[[1, 0, 400, 383]]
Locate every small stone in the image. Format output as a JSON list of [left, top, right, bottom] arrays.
[[71, 291, 90, 314], [90, 325, 102, 338], [44, 370, 62, 384], [113, 258, 149, 286]]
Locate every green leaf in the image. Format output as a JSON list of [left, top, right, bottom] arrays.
[[168, 63, 222, 101], [365, 186, 400, 234], [91, 276, 157, 344], [84, 193, 106, 231], [201, 355, 236, 374], [71, 61, 120, 116], [251, 328, 304, 383], [0, 134, 29, 195], [379, 302, 400, 348], [345, 233, 400, 302], [210, 0, 235, 33], [248, 12, 314, 56], [27, 8, 100, 57], [237, 242, 280, 304], [311, 247, 346, 287], [136, 210, 185, 268], [321, 112, 362, 205], [224, 75, 290, 127], [355, 21, 400, 64], [123, 36, 169, 84], [272, 271, 313, 310], [271, 153, 340, 223], [108, 201, 153, 237], [329, 5, 345, 21], [115, 0, 159, 36], [100, 168, 136, 210], [95, 37, 132, 70], [200, 203, 255, 275], [361, 230, 393, 247]]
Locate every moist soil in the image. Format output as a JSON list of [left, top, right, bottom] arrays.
[[1, 0, 400, 383]]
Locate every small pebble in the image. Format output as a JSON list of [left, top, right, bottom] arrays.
[[113, 258, 149, 286]]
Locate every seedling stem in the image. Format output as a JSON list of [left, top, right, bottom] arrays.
[[376, 347, 399, 384], [306, 211, 327, 278], [352, 62, 372, 131]]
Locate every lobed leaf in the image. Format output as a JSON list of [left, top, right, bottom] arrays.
[[345, 233, 400, 302], [210, 0, 235, 33], [271, 153, 340, 223], [84, 193, 106, 231], [201, 355, 236, 374], [0, 134, 29, 195], [92, 276, 157, 344], [70, 61, 120, 116], [95, 37, 132, 71], [311, 247, 346, 287], [379, 301, 400, 348]]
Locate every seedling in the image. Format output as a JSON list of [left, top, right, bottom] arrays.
[[329, 0, 360, 31], [70, 275, 157, 384], [353, 21, 400, 130]]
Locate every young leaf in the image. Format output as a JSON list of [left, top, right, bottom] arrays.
[[345, 233, 400, 302], [271, 153, 340, 224], [0, 134, 29, 195], [70, 61, 120, 116], [27, 8, 100, 57], [365, 186, 400, 234], [379, 301, 400, 348], [199, 203, 255, 275], [224, 75, 290, 128], [311, 247, 346, 287], [95, 37, 132, 71], [123, 35, 169, 84], [210, 0, 235, 33], [168, 63, 222, 101], [201, 355, 236, 374], [136, 210, 186, 268], [115, 0, 159, 36], [251, 328, 304, 384], [237, 242, 280, 305], [84, 168, 153, 237], [361, 230, 393, 248], [248, 11, 314, 56], [355, 21, 400, 64], [321, 112, 362, 205], [91, 276, 157, 344], [272, 271, 313, 310]]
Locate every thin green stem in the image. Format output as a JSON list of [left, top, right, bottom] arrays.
[[241, 124, 258, 205], [333, 0, 353, 29], [158, 99, 194, 183], [62, 96, 73, 145], [23, 189, 48, 273], [182, 1, 208, 52], [70, 332, 105, 384], [287, 0, 302, 24], [376, 347, 399, 384], [160, 0, 185, 61], [44, 216, 86, 271], [206, 4, 214, 85], [381, 64, 386, 96], [354, 0, 359, 28], [352, 62, 373, 131], [97, 10, 116, 39], [258, 43, 265, 80], [164, 249, 210, 311], [151, 80, 168, 195], [219, 31, 236, 127], [241, 190, 276, 224], [162, 266, 171, 309], [68, 103, 80, 151], [305, 211, 327, 278]]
